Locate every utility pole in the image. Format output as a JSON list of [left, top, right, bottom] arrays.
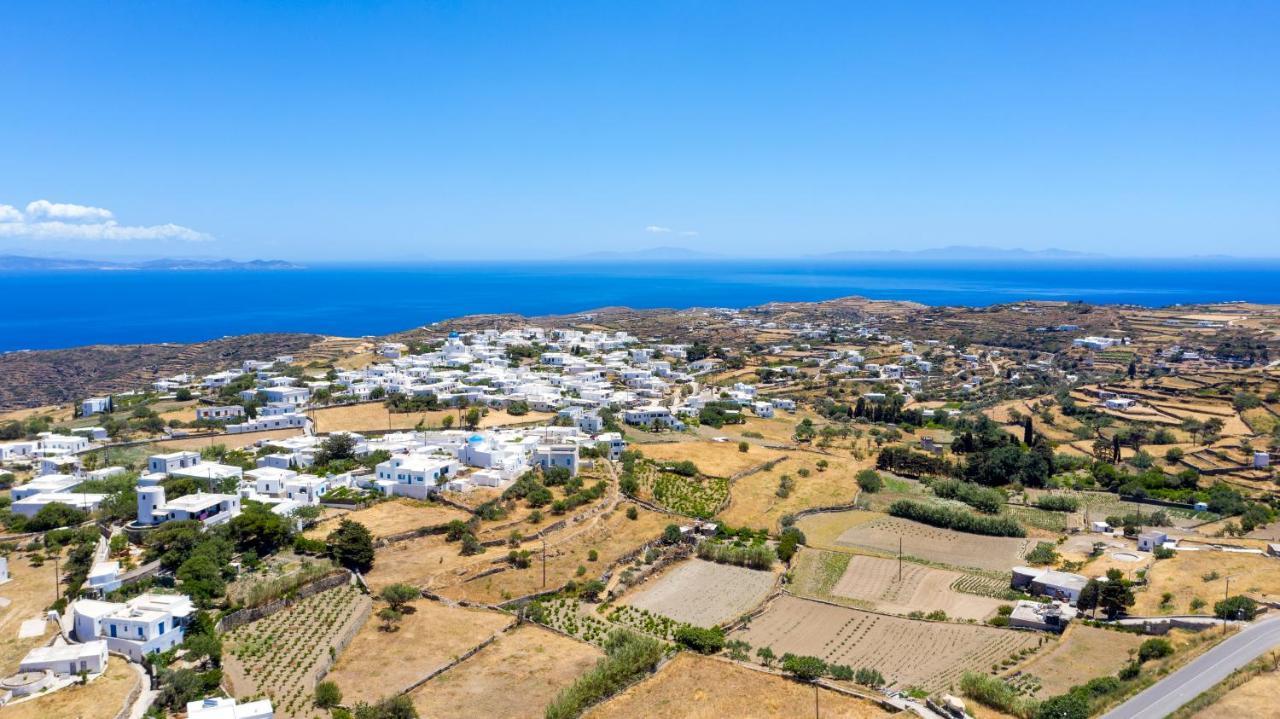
[[814, 682, 819, 719], [53, 554, 60, 604], [898, 537, 903, 583], [1223, 576, 1232, 635], [542, 538, 547, 589]]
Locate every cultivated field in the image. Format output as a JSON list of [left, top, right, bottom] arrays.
[[1002, 625, 1143, 698], [1132, 550, 1280, 615], [619, 558, 776, 627], [0, 656, 139, 719], [585, 652, 895, 719], [303, 499, 469, 541], [813, 553, 1004, 620], [223, 584, 371, 719], [732, 596, 1043, 691], [800, 511, 1030, 573], [310, 402, 550, 433], [409, 624, 602, 719], [324, 598, 513, 704], [717, 451, 865, 531], [638, 441, 787, 478], [0, 553, 58, 674]]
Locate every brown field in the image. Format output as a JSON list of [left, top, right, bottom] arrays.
[[800, 511, 1030, 573], [732, 595, 1043, 691], [1003, 625, 1143, 698], [1189, 650, 1280, 719], [303, 499, 469, 541], [0, 404, 74, 424], [620, 558, 776, 627], [637, 441, 787, 478], [310, 402, 551, 433], [325, 598, 513, 703], [825, 554, 1004, 620], [409, 624, 602, 719], [0, 553, 59, 674], [152, 427, 303, 450], [718, 451, 865, 531], [797, 509, 886, 547], [0, 656, 139, 719], [1133, 550, 1280, 614], [586, 652, 895, 719], [435, 504, 670, 604]]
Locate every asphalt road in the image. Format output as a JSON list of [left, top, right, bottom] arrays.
[[1100, 615, 1280, 719]]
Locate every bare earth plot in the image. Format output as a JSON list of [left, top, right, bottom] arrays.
[[732, 596, 1042, 692], [153, 427, 303, 450], [324, 598, 513, 704], [586, 652, 895, 719], [1003, 625, 1143, 699], [0, 656, 139, 719], [620, 558, 776, 627], [718, 452, 865, 532], [638, 440, 786, 478], [303, 499, 469, 541], [828, 555, 1005, 620], [803, 511, 1030, 573], [409, 624, 602, 719]]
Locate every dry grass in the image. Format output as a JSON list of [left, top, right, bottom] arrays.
[[409, 624, 602, 719], [303, 499, 469, 541], [152, 427, 303, 450], [1189, 650, 1280, 719], [638, 441, 787, 479], [718, 451, 866, 531], [435, 504, 670, 604], [0, 553, 59, 674], [1004, 625, 1143, 697], [325, 598, 513, 704], [0, 657, 139, 719], [310, 403, 551, 433], [586, 653, 895, 719], [1133, 550, 1280, 614], [798, 510, 886, 549], [733, 595, 1042, 692]]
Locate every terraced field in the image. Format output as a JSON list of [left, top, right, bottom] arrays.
[[827, 555, 1005, 620], [732, 595, 1045, 692], [801, 511, 1030, 572]]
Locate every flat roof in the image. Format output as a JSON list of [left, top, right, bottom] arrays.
[[23, 641, 105, 663]]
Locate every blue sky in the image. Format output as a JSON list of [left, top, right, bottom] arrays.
[[1, 1, 1277, 261]]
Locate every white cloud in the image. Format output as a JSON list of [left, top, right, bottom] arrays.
[[644, 225, 672, 234], [679, 230, 699, 237], [0, 200, 212, 242], [25, 199, 114, 223]]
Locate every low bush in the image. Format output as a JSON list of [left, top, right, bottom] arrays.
[[889, 500, 1025, 537]]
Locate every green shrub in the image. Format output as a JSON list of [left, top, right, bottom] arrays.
[[889, 500, 1025, 537], [674, 625, 725, 654]]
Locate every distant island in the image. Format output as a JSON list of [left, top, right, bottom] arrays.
[[570, 245, 1106, 262], [0, 255, 303, 271]]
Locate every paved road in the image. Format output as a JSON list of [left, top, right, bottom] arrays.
[[1101, 615, 1280, 719]]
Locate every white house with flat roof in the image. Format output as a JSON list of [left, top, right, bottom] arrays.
[[11, 489, 106, 519], [532, 444, 579, 476], [20, 640, 108, 677], [187, 697, 275, 719], [12, 474, 83, 501], [373, 455, 460, 499], [136, 486, 241, 526], [196, 405, 245, 422], [81, 397, 112, 416], [148, 451, 202, 475], [71, 593, 194, 662]]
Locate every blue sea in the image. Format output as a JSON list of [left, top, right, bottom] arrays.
[[3, 259, 1279, 352]]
